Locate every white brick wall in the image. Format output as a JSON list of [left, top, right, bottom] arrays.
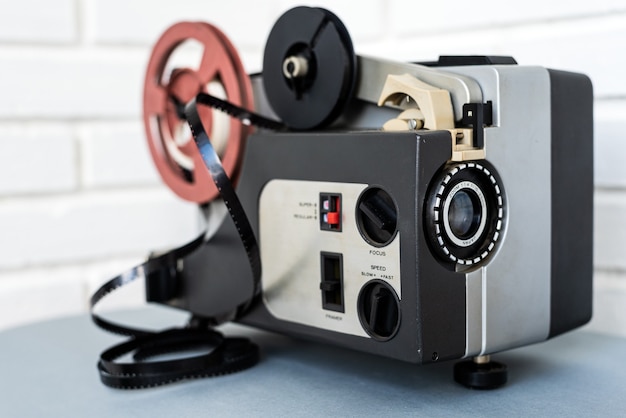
[[0, 124, 77, 194], [0, 0, 76, 44], [0, 1, 624, 340]]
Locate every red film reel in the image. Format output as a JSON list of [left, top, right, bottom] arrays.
[[143, 22, 254, 203]]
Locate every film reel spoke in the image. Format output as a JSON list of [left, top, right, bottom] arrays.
[[143, 85, 168, 116], [143, 21, 253, 204], [196, 49, 223, 87]]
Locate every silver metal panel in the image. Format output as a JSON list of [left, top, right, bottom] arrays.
[[448, 65, 552, 354], [259, 180, 402, 337], [465, 268, 483, 357]]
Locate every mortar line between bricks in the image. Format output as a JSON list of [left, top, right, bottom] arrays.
[[0, 184, 172, 201], [594, 96, 626, 102], [594, 267, 626, 277], [0, 40, 258, 54], [0, 116, 141, 123], [0, 44, 150, 55], [0, 254, 150, 276], [75, 0, 85, 46], [390, 10, 626, 38], [595, 187, 626, 194], [74, 126, 85, 191]]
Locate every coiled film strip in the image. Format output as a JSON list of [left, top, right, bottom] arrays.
[[91, 23, 285, 389]]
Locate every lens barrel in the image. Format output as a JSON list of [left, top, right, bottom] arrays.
[[424, 161, 505, 271]]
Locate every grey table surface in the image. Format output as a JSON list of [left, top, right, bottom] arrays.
[[1, 307, 624, 417]]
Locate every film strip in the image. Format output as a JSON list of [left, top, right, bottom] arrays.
[[91, 22, 286, 389], [91, 97, 266, 388]]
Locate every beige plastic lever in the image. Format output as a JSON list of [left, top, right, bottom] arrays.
[[377, 73, 455, 131], [377, 73, 486, 161]]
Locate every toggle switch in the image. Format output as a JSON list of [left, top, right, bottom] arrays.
[[320, 193, 342, 231]]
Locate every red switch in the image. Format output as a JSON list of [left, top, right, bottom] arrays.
[[320, 193, 342, 231], [326, 211, 340, 225]]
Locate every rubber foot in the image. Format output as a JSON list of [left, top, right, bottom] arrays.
[[453, 360, 508, 390]]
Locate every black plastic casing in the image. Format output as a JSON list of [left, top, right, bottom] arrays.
[[155, 70, 593, 365], [547, 69, 594, 337], [169, 130, 465, 364]]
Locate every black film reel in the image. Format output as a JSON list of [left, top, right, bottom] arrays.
[[262, 6, 357, 130]]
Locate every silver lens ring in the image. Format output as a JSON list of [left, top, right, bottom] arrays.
[[442, 180, 487, 247], [426, 161, 505, 270]]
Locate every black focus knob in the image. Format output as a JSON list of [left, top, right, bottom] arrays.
[[356, 188, 398, 246]]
